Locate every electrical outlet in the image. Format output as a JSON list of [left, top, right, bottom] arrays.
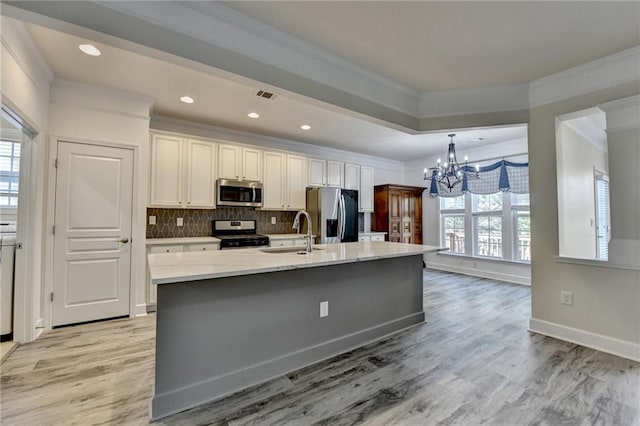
[[148, 215, 156, 225], [320, 301, 329, 318], [177, 217, 184, 227], [271, 217, 276, 225], [561, 291, 573, 306]]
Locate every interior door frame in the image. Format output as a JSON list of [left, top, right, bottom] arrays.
[[44, 136, 139, 329]]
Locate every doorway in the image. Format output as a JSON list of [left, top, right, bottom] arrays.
[[51, 141, 134, 326]]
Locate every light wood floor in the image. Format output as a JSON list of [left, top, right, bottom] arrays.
[[1, 271, 638, 425]]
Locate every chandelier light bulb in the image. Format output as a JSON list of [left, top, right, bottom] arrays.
[[464, 156, 469, 161], [457, 171, 462, 177], [438, 171, 442, 176], [450, 153, 454, 159], [475, 164, 480, 171], [443, 162, 448, 168], [437, 158, 441, 164], [423, 168, 427, 173]]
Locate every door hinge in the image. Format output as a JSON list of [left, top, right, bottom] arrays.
[[52, 225, 55, 235], [50, 292, 54, 302], [54, 158, 58, 168]]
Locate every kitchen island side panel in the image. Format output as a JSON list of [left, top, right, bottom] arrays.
[[152, 254, 424, 419]]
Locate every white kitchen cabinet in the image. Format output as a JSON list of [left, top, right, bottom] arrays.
[[327, 161, 344, 187], [360, 166, 374, 212], [269, 237, 307, 248], [218, 144, 262, 181], [262, 151, 308, 210], [358, 235, 370, 242], [262, 151, 286, 210], [146, 241, 221, 309], [149, 134, 183, 207], [371, 234, 385, 242], [308, 158, 326, 187], [286, 154, 307, 210], [149, 134, 216, 208], [344, 163, 360, 190], [308, 158, 343, 188]]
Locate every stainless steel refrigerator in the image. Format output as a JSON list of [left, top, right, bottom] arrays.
[[305, 187, 359, 244]]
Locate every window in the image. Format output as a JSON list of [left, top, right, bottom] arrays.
[[595, 173, 610, 260], [0, 140, 20, 208], [440, 196, 465, 254], [438, 191, 531, 263], [473, 193, 503, 258]]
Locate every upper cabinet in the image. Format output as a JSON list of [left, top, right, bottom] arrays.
[[262, 151, 307, 210], [344, 163, 360, 190], [308, 159, 344, 188], [218, 144, 262, 181], [149, 133, 216, 208], [359, 166, 374, 212]]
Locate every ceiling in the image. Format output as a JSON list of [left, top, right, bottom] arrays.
[[222, 1, 640, 92], [14, 1, 640, 161], [26, 23, 527, 162]]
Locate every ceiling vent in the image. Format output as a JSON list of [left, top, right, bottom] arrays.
[[256, 90, 276, 100]]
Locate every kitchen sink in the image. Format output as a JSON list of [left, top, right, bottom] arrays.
[[259, 246, 325, 254]]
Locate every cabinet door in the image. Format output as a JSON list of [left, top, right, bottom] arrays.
[[262, 151, 286, 210], [185, 139, 216, 208], [287, 154, 307, 210], [308, 158, 326, 187], [389, 190, 402, 219], [360, 166, 374, 212], [344, 163, 360, 191], [326, 161, 344, 187], [149, 134, 183, 207], [242, 147, 262, 181], [218, 144, 240, 180]]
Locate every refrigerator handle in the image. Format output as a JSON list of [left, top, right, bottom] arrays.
[[340, 195, 346, 240], [337, 194, 343, 241]]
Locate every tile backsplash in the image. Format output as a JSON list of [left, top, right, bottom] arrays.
[[147, 207, 298, 238]]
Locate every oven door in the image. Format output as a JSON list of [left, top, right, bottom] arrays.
[[217, 179, 263, 207]]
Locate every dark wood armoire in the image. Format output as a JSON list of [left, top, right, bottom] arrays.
[[372, 184, 425, 244]]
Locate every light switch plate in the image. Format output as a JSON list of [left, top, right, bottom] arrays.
[[561, 291, 573, 306], [271, 217, 277, 225], [177, 217, 184, 227], [320, 301, 329, 318], [149, 215, 156, 225]]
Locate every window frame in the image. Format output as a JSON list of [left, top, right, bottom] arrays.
[[0, 139, 20, 209]]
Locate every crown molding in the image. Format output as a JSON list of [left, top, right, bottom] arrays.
[[599, 95, 640, 132], [0, 16, 54, 98], [96, 1, 419, 117], [529, 46, 640, 109], [419, 83, 529, 119]]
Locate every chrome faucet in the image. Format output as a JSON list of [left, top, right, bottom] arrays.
[[292, 210, 313, 253]]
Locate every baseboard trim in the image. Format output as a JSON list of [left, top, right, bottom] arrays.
[[427, 261, 531, 286], [134, 303, 148, 317], [529, 318, 640, 362], [151, 311, 425, 420]]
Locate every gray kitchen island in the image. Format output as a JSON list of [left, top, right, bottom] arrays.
[[147, 241, 443, 419]]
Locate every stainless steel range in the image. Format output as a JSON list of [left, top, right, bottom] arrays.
[[212, 220, 270, 249]]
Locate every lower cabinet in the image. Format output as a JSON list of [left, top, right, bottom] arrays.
[[358, 234, 386, 242], [269, 237, 307, 248], [146, 242, 220, 310]]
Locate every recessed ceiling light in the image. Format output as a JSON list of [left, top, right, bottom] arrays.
[[78, 44, 101, 56], [248, 112, 260, 119], [180, 96, 194, 104], [300, 124, 311, 130]]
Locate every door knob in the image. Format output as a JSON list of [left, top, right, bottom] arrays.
[[117, 237, 129, 244]]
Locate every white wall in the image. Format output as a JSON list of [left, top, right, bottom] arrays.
[[1, 17, 53, 342], [556, 123, 608, 259], [405, 138, 531, 285], [46, 79, 153, 321]]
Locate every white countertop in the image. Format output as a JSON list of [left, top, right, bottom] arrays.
[[146, 237, 221, 246], [149, 241, 445, 285]]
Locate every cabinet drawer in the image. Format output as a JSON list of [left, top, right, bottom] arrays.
[[371, 235, 385, 242], [149, 245, 183, 254], [293, 238, 307, 247], [270, 240, 294, 248], [185, 243, 220, 251], [358, 235, 371, 242]]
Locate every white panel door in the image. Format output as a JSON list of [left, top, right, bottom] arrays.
[[287, 154, 307, 210], [262, 151, 285, 210], [327, 161, 344, 187], [185, 139, 216, 208], [308, 158, 326, 187], [242, 147, 262, 181], [360, 166, 374, 212], [52, 142, 134, 326], [344, 163, 360, 191], [218, 144, 240, 180], [149, 134, 182, 207]]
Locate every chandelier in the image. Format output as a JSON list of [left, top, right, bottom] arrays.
[[423, 133, 480, 192]]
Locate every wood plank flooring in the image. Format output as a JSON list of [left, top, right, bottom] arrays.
[[1, 270, 638, 425]]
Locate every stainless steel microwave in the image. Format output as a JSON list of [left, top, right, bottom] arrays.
[[217, 179, 263, 207]]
